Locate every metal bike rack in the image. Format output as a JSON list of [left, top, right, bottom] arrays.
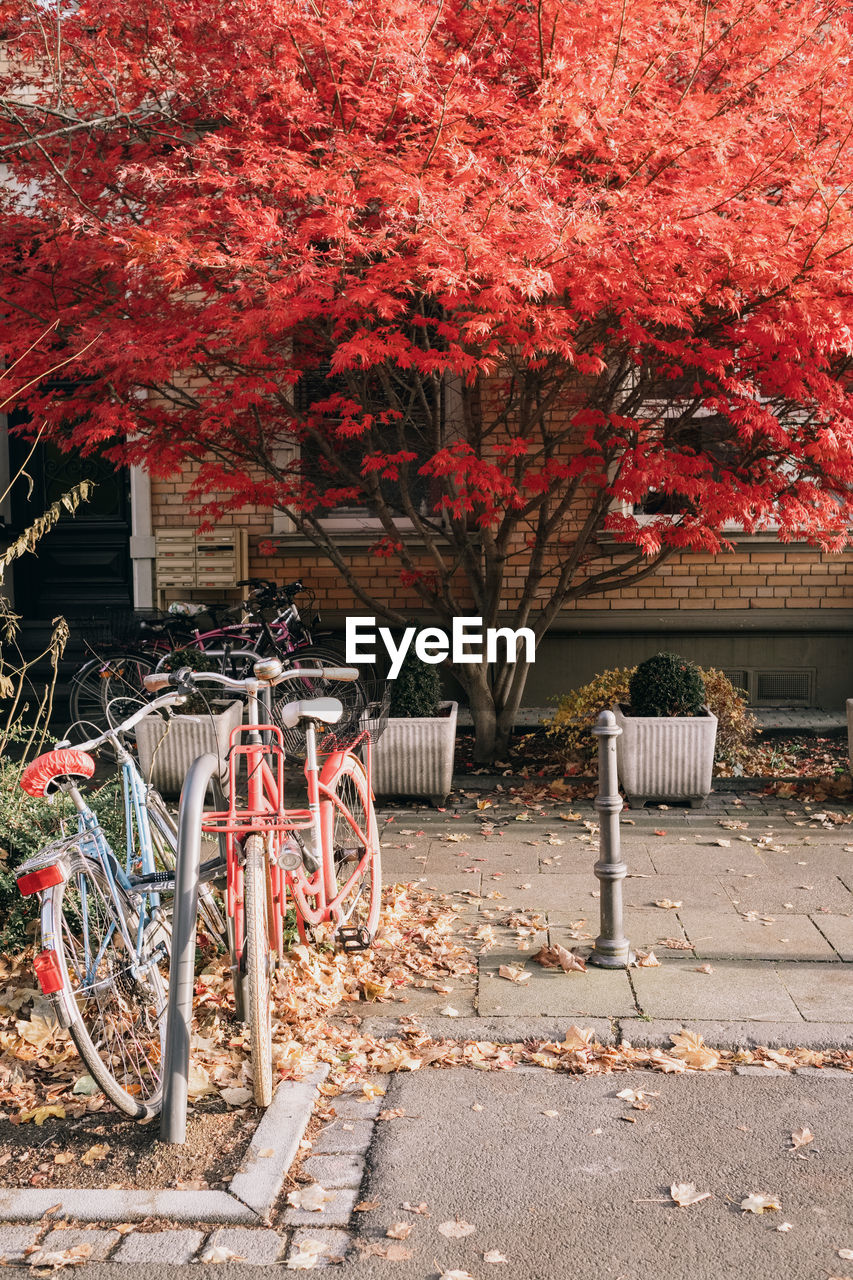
[[160, 752, 218, 1144]]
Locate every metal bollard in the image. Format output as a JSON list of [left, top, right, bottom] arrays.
[[160, 753, 218, 1144], [588, 710, 634, 968]]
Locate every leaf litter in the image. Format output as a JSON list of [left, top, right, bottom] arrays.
[[0, 885, 851, 1136]]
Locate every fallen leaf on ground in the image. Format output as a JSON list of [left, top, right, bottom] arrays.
[[386, 1223, 412, 1240], [563, 1025, 594, 1049], [654, 900, 682, 910], [20, 1105, 66, 1126], [401, 1201, 429, 1214], [695, 964, 713, 974], [287, 1183, 336, 1212], [777, 1222, 794, 1232], [377, 1108, 406, 1121], [790, 1128, 814, 1149], [741, 1193, 781, 1214], [635, 951, 661, 967], [532, 944, 585, 973], [187, 1063, 215, 1100], [354, 1240, 412, 1260], [53, 1152, 74, 1166], [497, 965, 529, 984], [670, 1183, 712, 1207], [80, 1144, 109, 1166], [199, 1245, 245, 1264], [286, 1252, 319, 1271], [23, 1244, 93, 1269], [839, 1250, 853, 1261], [220, 1086, 253, 1106], [438, 1219, 477, 1238], [439, 1272, 477, 1280], [354, 1200, 381, 1212], [541, 1109, 559, 1118], [484, 1250, 509, 1263], [653, 830, 667, 836]]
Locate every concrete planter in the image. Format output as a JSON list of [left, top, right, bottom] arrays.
[[371, 701, 458, 807], [613, 703, 717, 807], [135, 700, 244, 799]]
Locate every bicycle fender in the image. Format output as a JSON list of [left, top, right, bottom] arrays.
[[39, 893, 77, 1029]]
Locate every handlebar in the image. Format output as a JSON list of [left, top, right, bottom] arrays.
[[143, 662, 360, 695], [56, 689, 187, 753], [236, 578, 304, 599]]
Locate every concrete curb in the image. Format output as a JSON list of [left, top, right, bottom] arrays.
[[615, 1018, 853, 1051], [0, 1068, 329, 1225], [229, 1065, 330, 1222]]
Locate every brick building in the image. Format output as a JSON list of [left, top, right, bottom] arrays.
[[142, 459, 853, 711]]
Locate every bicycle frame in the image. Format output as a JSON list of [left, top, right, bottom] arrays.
[[198, 670, 376, 960]]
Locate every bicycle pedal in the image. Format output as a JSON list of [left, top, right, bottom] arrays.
[[337, 925, 373, 953]]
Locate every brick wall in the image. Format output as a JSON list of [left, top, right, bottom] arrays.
[[150, 469, 853, 617]]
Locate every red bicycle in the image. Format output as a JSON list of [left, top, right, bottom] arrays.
[[144, 658, 385, 1105]]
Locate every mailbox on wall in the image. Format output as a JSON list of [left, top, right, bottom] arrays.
[[154, 527, 249, 608]]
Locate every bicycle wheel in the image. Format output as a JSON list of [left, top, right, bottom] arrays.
[[273, 646, 367, 757], [243, 833, 274, 1107], [322, 753, 381, 945], [46, 851, 166, 1117], [69, 650, 155, 734]]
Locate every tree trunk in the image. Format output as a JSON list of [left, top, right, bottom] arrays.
[[462, 658, 532, 764], [465, 670, 499, 764]]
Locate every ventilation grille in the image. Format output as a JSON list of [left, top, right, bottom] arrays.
[[754, 670, 814, 705], [721, 669, 750, 695], [717, 668, 815, 705]]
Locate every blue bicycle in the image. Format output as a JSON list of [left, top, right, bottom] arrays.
[[16, 691, 225, 1117]]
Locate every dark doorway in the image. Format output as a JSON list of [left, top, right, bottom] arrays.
[[8, 422, 132, 620]]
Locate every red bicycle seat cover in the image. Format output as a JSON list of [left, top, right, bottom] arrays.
[[20, 749, 97, 798]]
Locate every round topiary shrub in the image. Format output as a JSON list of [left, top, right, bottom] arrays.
[[389, 652, 443, 718], [628, 652, 706, 718]]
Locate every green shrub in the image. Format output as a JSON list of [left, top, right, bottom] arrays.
[[389, 652, 443, 717], [546, 663, 757, 772], [628, 652, 706, 718]]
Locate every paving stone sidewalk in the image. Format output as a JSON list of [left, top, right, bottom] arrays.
[[370, 786, 853, 1046]]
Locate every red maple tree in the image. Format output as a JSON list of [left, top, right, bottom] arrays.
[[1, 0, 852, 758]]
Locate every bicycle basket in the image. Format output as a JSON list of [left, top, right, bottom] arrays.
[[317, 675, 391, 754], [271, 670, 388, 758], [77, 607, 172, 650]]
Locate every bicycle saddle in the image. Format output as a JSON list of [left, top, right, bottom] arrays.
[[276, 697, 343, 728], [20, 749, 97, 798]]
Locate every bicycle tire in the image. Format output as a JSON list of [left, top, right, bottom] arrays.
[[243, 833, 274, 1107], [46, 851, 167, 1117], [322, 753, 381, 943], [68, 650, 155, 735]]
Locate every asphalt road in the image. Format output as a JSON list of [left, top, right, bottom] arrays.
[[343, 1070, 845, 1280], [338, 1069, 852, 1280], [33, 1066, 851, 1280]]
